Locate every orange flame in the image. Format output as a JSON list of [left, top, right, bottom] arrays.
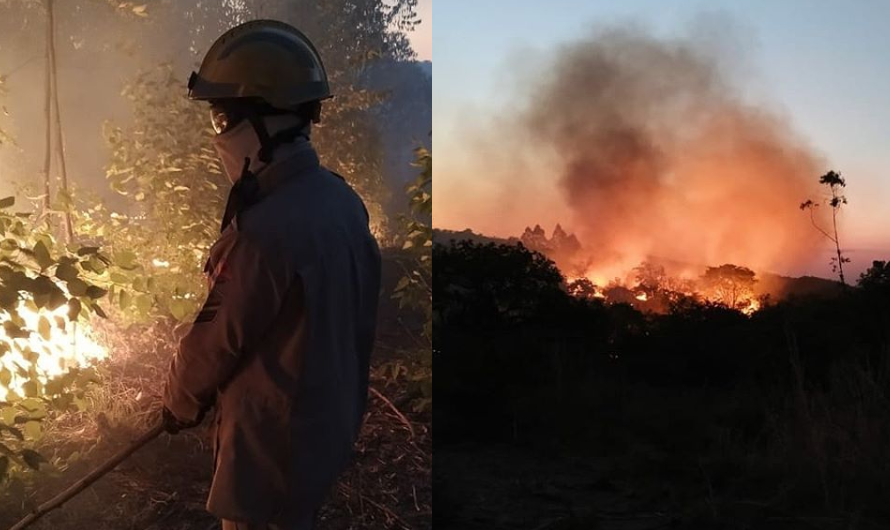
[[0, 300, 107, 401]]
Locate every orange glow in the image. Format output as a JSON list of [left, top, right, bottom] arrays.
[[0, 299, 107, 401], [741, 298, 761, 315], [436, 26, 831, 285], [570, 266, 762, 314]]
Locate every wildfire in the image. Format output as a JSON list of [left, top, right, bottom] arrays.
[[568, 263, 763, 315], [0, 300, 107, 401], [741, 298, 761, 315]]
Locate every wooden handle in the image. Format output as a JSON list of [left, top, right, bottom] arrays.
[[7, 422, 165, 530]]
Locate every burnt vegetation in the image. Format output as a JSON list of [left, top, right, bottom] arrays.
[[435, 240, 890, 529]]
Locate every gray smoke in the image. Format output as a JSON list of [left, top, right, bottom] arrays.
[[513, 24, 827, 278]]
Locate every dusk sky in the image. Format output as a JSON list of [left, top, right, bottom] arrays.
[[409, 0, 432, 60], [435, 1, 890, 278]]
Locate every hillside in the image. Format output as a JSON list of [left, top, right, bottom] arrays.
[[434, 227, 845, 301]]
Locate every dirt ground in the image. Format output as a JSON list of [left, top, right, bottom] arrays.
[[0, 350, 430, 530]]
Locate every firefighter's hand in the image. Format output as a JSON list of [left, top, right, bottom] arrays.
[[161, 406, 204, 434]]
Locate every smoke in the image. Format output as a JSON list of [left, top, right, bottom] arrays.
[[447, 22, 829, 279]]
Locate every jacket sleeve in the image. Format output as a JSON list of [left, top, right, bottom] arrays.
[[163, 232, 290, 422]]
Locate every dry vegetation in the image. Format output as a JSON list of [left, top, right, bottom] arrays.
[[435, 240, 890, 530], [0, 250, 431, 529]]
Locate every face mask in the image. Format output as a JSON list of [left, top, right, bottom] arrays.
[[212, 119, 262, 183]]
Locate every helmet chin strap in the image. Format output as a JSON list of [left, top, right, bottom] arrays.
[[247, 113, 310, 166], [221, 113, 310, 232]]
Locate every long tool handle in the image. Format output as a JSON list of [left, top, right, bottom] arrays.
[[7, 422, 165, 530]]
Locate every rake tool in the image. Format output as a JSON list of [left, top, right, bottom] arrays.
[[7, 421, 165, 530]]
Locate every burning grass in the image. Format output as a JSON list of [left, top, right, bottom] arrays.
[[1, 303, 431, 529], [0, 300, 108, 402], [566, 260, 765, 315]]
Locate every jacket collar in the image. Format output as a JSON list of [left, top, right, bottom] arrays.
[[220, 139, 321, 233], [254, 138, 320, 196]]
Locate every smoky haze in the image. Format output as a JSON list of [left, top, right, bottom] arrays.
[[0, 2, 430, 227], [449, 23, 830, 279]]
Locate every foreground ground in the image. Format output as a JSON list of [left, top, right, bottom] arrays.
[[0, 328, 430, 530], [436, 444, 889, 530]]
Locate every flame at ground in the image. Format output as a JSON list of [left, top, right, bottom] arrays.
[[569, 263, 764, 315], [741, 298, 761, 315], [0, 301, 107, 402]]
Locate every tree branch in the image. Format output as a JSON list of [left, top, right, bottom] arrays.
[[808, 208, 836, 243]]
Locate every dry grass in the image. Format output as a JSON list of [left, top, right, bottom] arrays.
[[1, 316, 430, 530]]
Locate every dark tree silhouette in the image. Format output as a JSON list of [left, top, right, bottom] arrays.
[[801, 170, 849, 285], [859, 260, 890, 291], [434, 241, 565, 327], [566, 277, 598, 299]]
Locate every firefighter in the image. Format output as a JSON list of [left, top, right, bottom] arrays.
[[161, 20, 382, 530]]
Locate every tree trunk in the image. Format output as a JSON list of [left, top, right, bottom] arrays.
[[47, 0, 74, 243], [832, 207, 846, 286], [41, 0, 53, 216]]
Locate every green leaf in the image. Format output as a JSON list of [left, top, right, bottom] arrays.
[[114, 250, 139, 271], [119, 289, 131, 310], [43, 378, 63, 396], [47, 287, 68, 310], [0, 407, 15, 425], [1, 425, 23, 440], [23, 421, 42, 441], [66, 278, 88, 296], [394, 277, 411, 292], [21, 449, 45, 470], [67, 298, 82, 320], [85, 286, 108, 299], [96, 252, 113, 267], [168, 299, 191, 321], [76, 246, 100, 257], [20, 398, 46, 416], [21, 381, 39, 398], [90, 303, 108, 319], [3, 321, 28, 339], [134, 294, 152, 315], [30, 275, 57, 296], [33, 241, 53, 270], [32, 292, 48, 309], [38, 316, 51, 341]]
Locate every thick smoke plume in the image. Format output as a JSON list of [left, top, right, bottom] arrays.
[[510, 26, 827, 281]]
